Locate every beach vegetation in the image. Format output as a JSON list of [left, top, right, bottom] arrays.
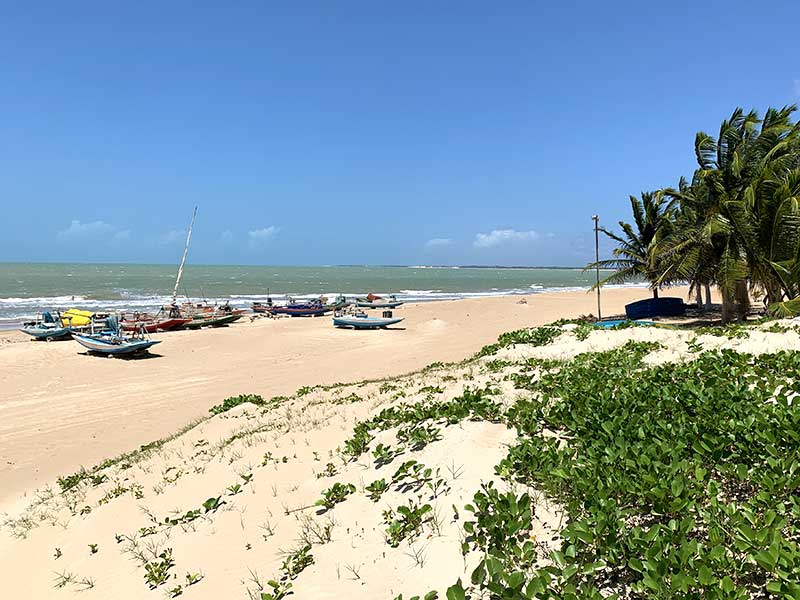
[[419, 385, 444, 394], [316, 462, 338, 478], [258, 579, 292, 600], [202, 495, 224, 512], [143, 548, 175, 589], [297, 514, 334, 545], [280, 544, 314, 579], [384, 499, 433, 547], [392, 460, 434, 492], [315, 482, 356, 511], [365, 478, 389, 501], [209, 394, 266, 415], [396, 423, 442, 450], [476, 326, 562, 358], [372, 443, 404, 467], [53, 571, 95, 591], [446, 342, 800, 598]]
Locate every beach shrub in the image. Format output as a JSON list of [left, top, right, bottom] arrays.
[[396, 423, 442, 450], [365, 479, 389, 502], [315, 483, 356, 511], [458, 343, 800, 598], [57, 469, 89, 492], [384, 499, 433, 547], [475, 326, 562, 358], [208, 394, 265, 415], [143, 548, 175, 589], [281, 545, 314, 579], [340, 386, 502, 461], [372, 443, 404, 467]]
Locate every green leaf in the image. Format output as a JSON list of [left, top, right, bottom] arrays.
[[720, 575, 735, 594], [445, 581, 465, 600], [698, 565, 714, 586]]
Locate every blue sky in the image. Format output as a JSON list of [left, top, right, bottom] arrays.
[[1, 1, 798, 266]]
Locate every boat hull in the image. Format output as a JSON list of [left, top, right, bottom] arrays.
[[333, 316, 404, 329], [20, 325, 73, 341], [121, 318, 192, 333], [355, 301, 404, 309], [184, 314, 242, 329], [72, 334, 161, 355], [266, 305, 330, 317]]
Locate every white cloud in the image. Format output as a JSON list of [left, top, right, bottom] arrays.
[[474, 229, 540, 248], [159, 229, 186, 245], [248, 226, 279, 248], [57, 220, 118, 240], [425, 237, 453, 247]]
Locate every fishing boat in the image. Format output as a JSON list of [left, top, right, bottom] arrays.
[[265, 304, 331, 317], [355, 294, 404, 309], [254, 294, 348, 317], [59, 308, 110, 328], [20, 311, 73, 341], [72, 317, 161, 356], [60, 308, 94, 327], [333, 313, 404, 329], [183, 313, 242, 329], [120, 311, 193, 333]]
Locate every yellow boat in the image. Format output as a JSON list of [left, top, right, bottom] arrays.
[[61, 308, 94, 327]]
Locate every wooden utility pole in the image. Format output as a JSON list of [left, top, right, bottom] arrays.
[[592, 214, 601, 321]]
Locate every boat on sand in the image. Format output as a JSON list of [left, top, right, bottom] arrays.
[[333, 313, 404, 329], [253, 295, 349, 317], [120, 312, 192, 333], [183, 313, 242, 329], [20, 311, 74, 341], [355, 293, 404, 309], [72, 317, 161, 356]]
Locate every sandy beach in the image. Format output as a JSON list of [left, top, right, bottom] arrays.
[[7, 285, 800, 600], [0, 286, 666, 513]]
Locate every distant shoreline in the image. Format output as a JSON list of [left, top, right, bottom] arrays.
[[0, 261, 605, 269]]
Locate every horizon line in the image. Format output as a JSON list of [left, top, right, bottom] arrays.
[[0, 260, 599, 270]]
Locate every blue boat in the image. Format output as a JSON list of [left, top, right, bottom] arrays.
[[625, 297, 686, 320], [333, 314, 404, 329], [72, 333, 161, 355], [595, 319, 656, 329], [72, 316, 161, 356], [20, 311, 74, 341]]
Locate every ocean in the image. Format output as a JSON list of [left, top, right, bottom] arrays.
[[0, 262, 633, 325]]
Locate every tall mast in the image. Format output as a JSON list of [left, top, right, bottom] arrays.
[[172, 206, 198, 303]]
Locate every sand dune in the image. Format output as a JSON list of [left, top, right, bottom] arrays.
[[3, 297, 791, 599]]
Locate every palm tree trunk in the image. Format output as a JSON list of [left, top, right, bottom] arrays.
[[721, 293, 733, 323], [695, 283, 702, 307], [652, 288, 659, 299], [735, 280, 750, 321], [704, 283, 712, 310]]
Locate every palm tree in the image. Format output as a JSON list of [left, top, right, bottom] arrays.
[[659, 105, 800, 321], [585, 191, 670, 298]]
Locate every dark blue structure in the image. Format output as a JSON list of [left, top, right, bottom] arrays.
[[625, 297, 686, 320]]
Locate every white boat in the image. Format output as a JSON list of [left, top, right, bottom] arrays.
[[333, 314, 404, 329]]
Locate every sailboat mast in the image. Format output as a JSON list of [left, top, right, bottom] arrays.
[[172, 206, 198, 303]]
